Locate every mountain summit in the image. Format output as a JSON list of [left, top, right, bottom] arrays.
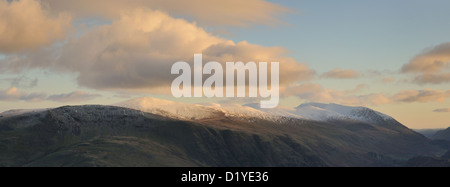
[[293, 103, 395, 124]]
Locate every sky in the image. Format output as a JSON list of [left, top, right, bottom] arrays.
[[0, 0, 449, 129]]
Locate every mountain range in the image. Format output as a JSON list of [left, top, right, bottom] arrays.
[[0, 97, 448, 167]]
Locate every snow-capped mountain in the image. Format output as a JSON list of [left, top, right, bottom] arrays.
[[115, 97, 221, 120], [0, 97, 438, 167], [0, 97, 398, 127], [292, 103, 395, 124], [116, 97, 397, 126], [248, 102, 397, 125], [115, 97, 282, 121]]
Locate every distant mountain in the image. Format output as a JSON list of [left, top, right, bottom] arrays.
[[433, 127, 450, 141], [0, 98, 445, 167], [414, 129, 445, 138]]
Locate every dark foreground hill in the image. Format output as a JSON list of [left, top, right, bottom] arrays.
[[0, 105, 444, 167], [405, 150, 450, 167]]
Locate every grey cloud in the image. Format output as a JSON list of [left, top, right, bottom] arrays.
[[393, 89, 450, 103], [0, 87, 47, 102], [48, 91, 101, 103], [0, 87, 100, 103], [412, 73, 450, 84], [286, 84, 450, 106], [3, 76, 39, 88], [433, 108, 450, 113], [321, 68, 360, 79], [19, 92, 48, 102]]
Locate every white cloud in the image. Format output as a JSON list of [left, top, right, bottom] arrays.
[[0, 0, 72, 53], [2, 9, 314, 93]]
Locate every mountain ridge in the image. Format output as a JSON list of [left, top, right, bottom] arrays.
[[0, 97, 444, 167], [115, 97, 401, 127]]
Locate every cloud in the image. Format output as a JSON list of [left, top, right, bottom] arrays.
[[286, 84, 450, 106], [411, 73, 450, 84], [433, 108, 450, 113], [402, 43, 450, 73], [0, 0, 72, 53], [321, 68, 360, 79], [0, 87, 23, 100], [48, 91, 101, 103], [0, 88, 99, 103], [344, 84, 367, 94], [19, 92, 48, 102], [43, 0, 290, 27], [381, 77, 395, 83], [357, 94, 392, 106], [401, 42, 450, 84], [0, 76, 38, 88], [2, 9, 313, 93], [393, 89, 450, 103], [203, 41, 315, 85], [285, 84, 390, 106], [0, 87, 46, 102]]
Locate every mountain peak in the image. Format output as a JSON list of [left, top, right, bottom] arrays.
[[294, 102, 394, 125], [115, 97, 223, 120]]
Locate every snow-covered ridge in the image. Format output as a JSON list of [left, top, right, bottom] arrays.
[[1, 97, 397, 126], [116, 97, 218, 120], [116, 97, 396, 125], [291, 103, 395, 124], [114, 97, 282, 121], [244, 102, 395, 124]]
